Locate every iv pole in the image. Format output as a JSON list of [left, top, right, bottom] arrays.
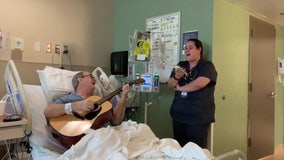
[[143, 61, 155, 124], [144, 95, 153, 124]]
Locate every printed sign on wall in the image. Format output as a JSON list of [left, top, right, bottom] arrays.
[[146, 12, 181, 82]]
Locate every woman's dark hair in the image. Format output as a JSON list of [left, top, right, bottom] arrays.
[[186, 39, 203, 58]]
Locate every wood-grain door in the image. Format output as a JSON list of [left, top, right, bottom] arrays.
[[248, 16, 276, 160]]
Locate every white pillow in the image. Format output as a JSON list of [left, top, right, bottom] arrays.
[[37, 66, 120, 104], [37, 66, 79, 104]]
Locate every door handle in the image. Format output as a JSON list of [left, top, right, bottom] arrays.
[[268, 92, 277, 99]]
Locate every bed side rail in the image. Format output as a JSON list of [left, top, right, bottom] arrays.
[[211, 149, 246, 160], [4, 60, 32, 135]]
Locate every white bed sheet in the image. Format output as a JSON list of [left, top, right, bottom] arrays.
[[23, 84, 212, 160], [57, 121, 210, 160]]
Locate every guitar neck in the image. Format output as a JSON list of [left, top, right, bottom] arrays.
[[96, 88, 122, 105], [95, 80, 138, 105], [72, 78, 144, 120]]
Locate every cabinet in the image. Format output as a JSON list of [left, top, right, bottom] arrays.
[[0, 117, 27, 140], [0, 116, 28, 159]]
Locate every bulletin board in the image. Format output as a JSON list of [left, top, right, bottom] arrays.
[[146, 11, 181, 82]]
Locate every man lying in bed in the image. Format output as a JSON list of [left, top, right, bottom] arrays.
[[44, 71, 130, 148]]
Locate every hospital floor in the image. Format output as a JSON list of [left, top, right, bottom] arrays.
[[258, 144, 284, 160]]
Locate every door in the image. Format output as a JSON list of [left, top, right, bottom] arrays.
[[248, 16, 275, 160]]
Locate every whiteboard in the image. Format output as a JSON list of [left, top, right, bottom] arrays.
[[146, 12, 181, 83]]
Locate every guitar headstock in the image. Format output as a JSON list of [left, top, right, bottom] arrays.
[[128, 78, 145, 86]]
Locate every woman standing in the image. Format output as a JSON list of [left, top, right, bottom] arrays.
[[168, 39, 217, 148]]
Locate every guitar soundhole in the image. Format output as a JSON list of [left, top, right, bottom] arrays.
[[85, 107, 102, 120], [94, 104, 99, 110]]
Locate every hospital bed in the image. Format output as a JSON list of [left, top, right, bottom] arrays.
[[3, 60, 246, 160]]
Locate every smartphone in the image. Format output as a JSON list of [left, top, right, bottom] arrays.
[[3, 115, 22, 122]]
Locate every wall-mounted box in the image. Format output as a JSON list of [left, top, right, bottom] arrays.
[[10, 37, 24, 51], [55, 44, 61, 54]]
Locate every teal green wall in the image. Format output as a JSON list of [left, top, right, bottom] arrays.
[[114, 0, 284, 157], [114, 0, 214, 139], [113, 0, 213, 60]]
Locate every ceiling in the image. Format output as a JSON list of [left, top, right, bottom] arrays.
[[228, 0, 284, 26]]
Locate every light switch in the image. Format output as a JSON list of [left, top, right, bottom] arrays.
[[34, 41, 41, 52]]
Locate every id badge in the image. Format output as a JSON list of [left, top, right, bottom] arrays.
[[180, 91, 187, 98]]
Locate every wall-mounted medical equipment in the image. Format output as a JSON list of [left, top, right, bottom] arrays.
[[277, 58, 284, 84], [56, 44, 69, 69], [133, 73, 159, 93], [10, 37, 24, 51], [277, 58, 284, 74]]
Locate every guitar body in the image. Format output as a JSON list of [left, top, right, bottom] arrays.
[[48, 78, 145, 148], [49, 96, 113, 148]]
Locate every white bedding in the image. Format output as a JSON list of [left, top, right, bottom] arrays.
[[58, 121, 209, 160], [23, 84, 210, 160]]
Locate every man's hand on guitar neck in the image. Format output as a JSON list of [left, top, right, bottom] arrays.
[[121, 83, 130, 98], [111, 83, 130, 125]]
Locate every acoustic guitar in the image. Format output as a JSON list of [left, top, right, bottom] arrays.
[[49, 78, 144, 148]]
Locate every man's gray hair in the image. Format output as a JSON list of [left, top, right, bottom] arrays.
[[72, 71, 84, 91]]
